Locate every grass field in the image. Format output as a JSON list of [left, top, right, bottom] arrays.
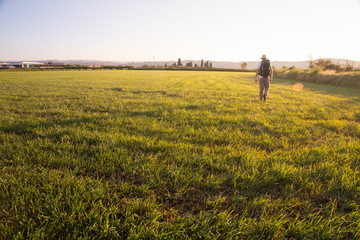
[[1, 70, 360, 239]]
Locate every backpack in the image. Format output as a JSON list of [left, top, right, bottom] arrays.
[[260, 59, 271, 78]]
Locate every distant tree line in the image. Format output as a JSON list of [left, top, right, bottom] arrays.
[[309, 59, 358, 72], [277, 59, 359, 73], [164, 58, 213, 69]]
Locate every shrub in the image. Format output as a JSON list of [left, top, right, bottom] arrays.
[[274, 68, 360, 88], [287, 69, 301, 79], [309, 68, 322, 75]]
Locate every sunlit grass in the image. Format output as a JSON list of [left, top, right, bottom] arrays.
[[1, 70, 360, 239]]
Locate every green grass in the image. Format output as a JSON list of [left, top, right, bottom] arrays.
[[1, 70, 360, 239]]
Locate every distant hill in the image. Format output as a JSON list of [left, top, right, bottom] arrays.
[[117, 59, 360, 70], [2, 59, 359, 69], [132, 59, 360, 70], [116, 60, 311, 69]]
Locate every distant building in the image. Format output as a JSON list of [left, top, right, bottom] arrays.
[[2, 61, 44, 68]]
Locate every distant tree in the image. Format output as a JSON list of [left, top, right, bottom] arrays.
[[194, 64, 198, 68], [178, 58, 182, 66], [315, 58, 332, 69], [240, 62, 247, 69], [307, 53, 314, 69], [204, 61, 209, 68], [172, 63, 177, 67], [289, 66, 296, 70], [209, 62, 212, 68], [201, 59, 204, 67], [164, 63, 167, 68], [345, 65, 354, 72], [281, 66, 287, 69], [309, 61, 316, 69], [323, 63, 341, 72], [186, 62, 193, 67], [345, 59, 354, 71]]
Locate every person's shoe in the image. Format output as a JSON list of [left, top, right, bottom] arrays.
[[263, 96, 267, 101]]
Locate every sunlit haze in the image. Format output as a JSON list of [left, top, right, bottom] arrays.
[[0, 0, 359, 62]]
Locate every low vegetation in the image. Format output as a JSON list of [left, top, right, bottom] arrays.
[[1, 70, 360, 239], [275, 59, 360, 88]]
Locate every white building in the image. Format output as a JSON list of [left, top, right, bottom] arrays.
[[2, 61, 44, 68]]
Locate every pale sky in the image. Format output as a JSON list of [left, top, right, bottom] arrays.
[[0, 0, 359, 62]]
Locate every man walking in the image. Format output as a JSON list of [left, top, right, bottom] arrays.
[[255, 55, 273, 101]]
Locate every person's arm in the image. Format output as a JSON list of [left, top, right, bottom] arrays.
[[269, 66, 273, 82], [255, 62, 260, 82]]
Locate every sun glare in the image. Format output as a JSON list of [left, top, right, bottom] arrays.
[[293, 83, 304, 91]]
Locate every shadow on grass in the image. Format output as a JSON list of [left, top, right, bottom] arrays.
[[110, 88, 178, 97], [0, 117, 108, 136], [274, 77, 360, 102]]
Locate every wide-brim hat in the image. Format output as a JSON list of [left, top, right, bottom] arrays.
[[261, 54, 267, 59]]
